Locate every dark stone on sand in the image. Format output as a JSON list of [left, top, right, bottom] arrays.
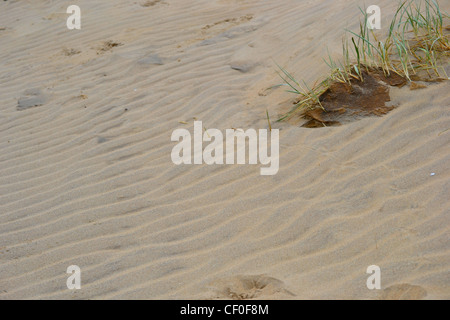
[[231, 63, 254, 73], [138, 54, 164, 65], [198, 39, 216, 46], [97, 136, 107, 144], [17, 88, 47, 110]]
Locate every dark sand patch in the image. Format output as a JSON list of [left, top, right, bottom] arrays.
[[141, 0, 163, 7], [97, 41, 123, 54], [62, 48, 81, 56], [301, 70, 401, 128]]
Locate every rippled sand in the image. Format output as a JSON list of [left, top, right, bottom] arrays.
[[0, 0, 449, 299]]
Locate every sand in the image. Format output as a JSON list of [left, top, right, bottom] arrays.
[[0, 0, 449, 300]]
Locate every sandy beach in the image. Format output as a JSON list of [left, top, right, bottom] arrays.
[[0, 0, 449, 300]]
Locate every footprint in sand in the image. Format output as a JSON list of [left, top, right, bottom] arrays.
[[201, 14, 254, 38], [175, 14, 255, 49], [207, 275, 295, 300], [380, 283, 427, 300], [62, 48, 81, 56], [140, 0, 165, 7]]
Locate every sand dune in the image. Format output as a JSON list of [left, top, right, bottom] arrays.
[[0, 0, 449, 299]]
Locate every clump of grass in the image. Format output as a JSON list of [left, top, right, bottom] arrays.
[[276, 0, 449, 122], [275, 61, 329, 122]]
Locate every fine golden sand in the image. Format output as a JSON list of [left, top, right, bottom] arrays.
[[0, 0, 449, 299]]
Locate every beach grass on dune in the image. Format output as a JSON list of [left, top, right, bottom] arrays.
[[276, 0, 449, 122]]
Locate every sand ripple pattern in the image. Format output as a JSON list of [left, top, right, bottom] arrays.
[[0, 0, 449, 299]]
